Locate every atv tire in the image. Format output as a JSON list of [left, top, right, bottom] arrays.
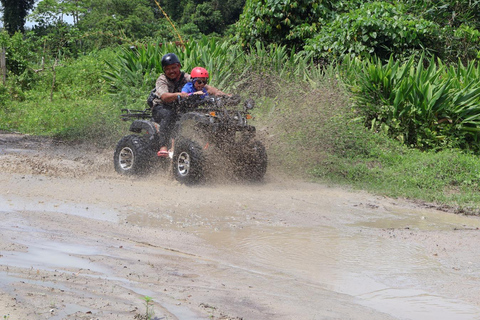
[[114, 134, 155, 176], [172, 138, 205, 185], [235, 140, 267, 182]]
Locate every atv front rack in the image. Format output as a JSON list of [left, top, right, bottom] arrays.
[[120, 108, 152, 121], [119, 95, 247, 122]]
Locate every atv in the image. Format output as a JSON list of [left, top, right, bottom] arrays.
[[113, 94, 267, 185]]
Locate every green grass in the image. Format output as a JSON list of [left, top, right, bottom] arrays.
[[312, 142, 480, 213], [0, 48, 124, 146]]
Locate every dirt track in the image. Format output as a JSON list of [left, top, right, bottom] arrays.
[[1, 133, 480, 320]]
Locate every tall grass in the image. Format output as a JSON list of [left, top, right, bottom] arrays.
[[102, 36, 245, 109], [344, 54, 480, 152], [102, 36, 322, 106]]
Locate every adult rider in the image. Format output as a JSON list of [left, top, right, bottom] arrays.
[[151, 53, 226, 157], [151, 53, 190, 157]]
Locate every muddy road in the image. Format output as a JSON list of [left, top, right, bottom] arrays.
[[1, 133, 480, 320]]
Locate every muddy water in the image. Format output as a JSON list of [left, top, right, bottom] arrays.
[[184, 207, 480, 320], [0, 194, 120, 222], [2, 172, 480, 319], [0, 209, 213, 319]]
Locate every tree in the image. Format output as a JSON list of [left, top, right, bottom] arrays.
[[161, 0, 246, 35], [191, 3, 223, 35], [219, 0, 245, 26], [306, 2, 440, 62], [30, 0, 90, 27], [158, 0, 187, 22], [77, 0, 157, 40], [0, 0, 36, 34], [236, 0, 329, 49]]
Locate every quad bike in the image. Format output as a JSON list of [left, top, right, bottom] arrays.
[[113, 94, 267, 185]]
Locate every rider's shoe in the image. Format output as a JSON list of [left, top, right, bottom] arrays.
[[157, 150, 169, 157], [157, 147, 169, 157]]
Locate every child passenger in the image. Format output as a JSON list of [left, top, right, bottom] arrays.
[[181, 67, 227, 97]]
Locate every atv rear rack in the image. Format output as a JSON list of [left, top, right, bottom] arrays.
[[120, 108, 152, 121]]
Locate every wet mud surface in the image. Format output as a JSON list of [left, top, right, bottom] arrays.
[[1, 133, 480, 319]]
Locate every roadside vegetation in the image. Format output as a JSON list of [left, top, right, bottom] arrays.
[[1, 0, 480, 213]]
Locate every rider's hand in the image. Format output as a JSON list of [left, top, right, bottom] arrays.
[[179, 92, 189, 98], [193, 91, 204, 95]]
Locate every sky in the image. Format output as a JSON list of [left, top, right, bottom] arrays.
[[0, 1, 71, 29]]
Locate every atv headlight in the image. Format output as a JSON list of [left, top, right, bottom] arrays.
[[244, 98, 255, 111]]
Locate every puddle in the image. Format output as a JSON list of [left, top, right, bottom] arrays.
[[0, 251, 209, 320], [0, 240, 107, 274], [359, 288, 480, 320], [0, 218, 209, 320], [0, 194, 120, 222], [2, 193, 480, 319], [0, 271, 78, 300], [355, 207, 480, 231], [192, 224, 480, 320]]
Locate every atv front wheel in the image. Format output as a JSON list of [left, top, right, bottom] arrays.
[[114, 135, 155, 176], [172, 138, 205, 185], [235, 140, 267, 182]]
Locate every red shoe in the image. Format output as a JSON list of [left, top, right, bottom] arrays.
[[157, 147, 169, 157], [157, 150, 169, 157]]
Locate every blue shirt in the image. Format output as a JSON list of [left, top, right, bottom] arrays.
[[181, 81, 208, 98]]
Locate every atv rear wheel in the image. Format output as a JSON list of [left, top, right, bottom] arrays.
[[172, 138, 205, 185], [114, 134, 155, 176]]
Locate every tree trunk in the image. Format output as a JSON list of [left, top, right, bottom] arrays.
[[0, 47, 6, 85]]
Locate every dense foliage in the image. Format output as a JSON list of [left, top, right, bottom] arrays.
[[343, 54, 480, 152], [236, 0, 328, 49], [305, 2, 440, 62], [236, 0, 480, 63]]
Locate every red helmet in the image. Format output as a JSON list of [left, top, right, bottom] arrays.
[[190, 67, 209, 78]]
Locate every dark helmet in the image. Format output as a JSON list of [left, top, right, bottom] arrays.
[[161, 53, 181, 69]]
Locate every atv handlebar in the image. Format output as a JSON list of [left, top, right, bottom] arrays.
[[119, 95, 254, 121], [177, 94, 245, 110]]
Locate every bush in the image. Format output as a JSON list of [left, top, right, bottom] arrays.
[[235, 0, 329, 49], [305, 2, 441, 62], [0, 30, 37, 76]]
